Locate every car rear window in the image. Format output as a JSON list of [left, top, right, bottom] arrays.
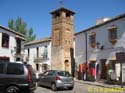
[[7, 63, 24, 75], [58, 71, 71, 77]]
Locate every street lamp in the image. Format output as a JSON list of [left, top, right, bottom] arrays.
[[96, 41, 104, 50]]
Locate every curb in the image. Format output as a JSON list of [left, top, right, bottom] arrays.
[[74, 80, 121, 88]]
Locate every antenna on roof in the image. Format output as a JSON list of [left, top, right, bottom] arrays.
[[59, 0, 64, 8]]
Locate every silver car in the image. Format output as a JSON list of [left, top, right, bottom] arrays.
[[37, 70, 74, 91]]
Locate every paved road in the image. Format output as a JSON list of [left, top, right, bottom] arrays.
[[0, 82, 124, 93], [35, 82, 125, 93], [35, 82, 87, 93]]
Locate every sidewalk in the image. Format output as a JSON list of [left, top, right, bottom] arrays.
[[74, 79, 122, 88]]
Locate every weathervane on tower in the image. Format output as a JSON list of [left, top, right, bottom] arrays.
[[59, 0, 64, 8]]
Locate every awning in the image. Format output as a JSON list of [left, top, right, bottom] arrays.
[[106, 51, 117, 64], [89, 53, 98, 61], [95, 50, 113, 64], [75, 55, 86, 64], [109, 52, 116, 60], [97, 50, 110, 60]]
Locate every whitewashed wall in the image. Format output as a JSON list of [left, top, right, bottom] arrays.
[[75, 17, 125, 64], [24, 41, 51, 71], [75, 32, 86, 64], [0, 28, 25, 62]]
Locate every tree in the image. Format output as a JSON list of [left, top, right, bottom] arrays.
[[8, 17, 36, 42], [8, 19, 14, 30], [26, 28, 36, 42]]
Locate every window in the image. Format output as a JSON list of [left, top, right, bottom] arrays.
[[36, 64, 39, 71], [7, 63, 24, 75], [42, 46, 48, 59], [66, 13, 70, 18], [0, 63, 5, 74], [16, 38, 21, 54], [2, 33, 9, 48], [54, 13, 60, 18], [0, 56, 10, 62], [89, 32, 96, 48], [36, 47, 39, 58], [58, 71, 71, 77], [108, 25, 117, 45], [109, 30, 117, 40], [28, 49, 30, 57]]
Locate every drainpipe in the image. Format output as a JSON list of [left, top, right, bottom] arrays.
[[85, 31, 88, 80]]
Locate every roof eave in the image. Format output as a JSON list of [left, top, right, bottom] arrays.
[[75, 13, 125, 35], [0, 25, 25, 40]]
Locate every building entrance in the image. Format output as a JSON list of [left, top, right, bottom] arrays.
[[100, 59, 107, 79]]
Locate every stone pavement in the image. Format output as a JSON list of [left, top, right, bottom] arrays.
[[74, 79, 123, 88]]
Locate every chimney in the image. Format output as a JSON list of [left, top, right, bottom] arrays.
[[96, 17, 110, 25]]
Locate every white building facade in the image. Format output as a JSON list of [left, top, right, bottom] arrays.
[[0, 25, 25, 62], [75, 14, 125, 81], [24, 37, 51, 73]]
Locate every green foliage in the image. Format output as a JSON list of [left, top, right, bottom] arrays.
[[8, 16, 36, 42], [8, 19, 14, 30], [26, 28, 36, 42]]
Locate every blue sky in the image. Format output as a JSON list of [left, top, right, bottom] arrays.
[[0, 0, 125, 39]]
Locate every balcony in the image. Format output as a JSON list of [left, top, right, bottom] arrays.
[[34, 57, 42, 63], [34, 57, 49, 63]]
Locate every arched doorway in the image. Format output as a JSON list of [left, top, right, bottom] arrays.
[[64, 60, 69, 71]]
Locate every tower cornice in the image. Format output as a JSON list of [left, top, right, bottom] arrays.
[[50, 7, 75, 15]]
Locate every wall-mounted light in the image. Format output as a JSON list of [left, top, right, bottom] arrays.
[[96, 41, 104, 50]]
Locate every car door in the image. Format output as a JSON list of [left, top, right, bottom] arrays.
[[0, 63, 6, 90], [39, 71, 49, 86], [45, 71, 53, 87]]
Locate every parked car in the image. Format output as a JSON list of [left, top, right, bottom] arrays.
[[0, 61, 37, 93], [37, 70, 74, 91]]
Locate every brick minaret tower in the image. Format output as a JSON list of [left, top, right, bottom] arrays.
[[50, 6, 75, 74]]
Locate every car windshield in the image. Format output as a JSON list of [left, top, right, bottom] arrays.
[[58, 71, 71, 77]]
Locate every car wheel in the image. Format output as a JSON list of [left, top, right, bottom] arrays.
[[68, 87, 73, 90], [51, 83, 57, 91], [5, 86, 19, 93]]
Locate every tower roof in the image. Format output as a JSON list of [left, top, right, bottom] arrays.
[[50, 7, 75, 15]]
